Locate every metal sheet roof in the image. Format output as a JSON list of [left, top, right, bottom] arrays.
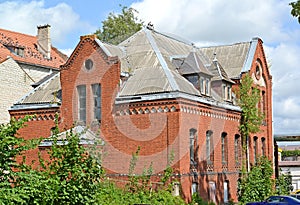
[[13, 28, 254, 111], [200, 42, 251, 79], [13, 72, 60, 105]]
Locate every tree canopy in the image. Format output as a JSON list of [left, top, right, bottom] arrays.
[[290, 1, 300, 23], [95, 6, 143, 45]]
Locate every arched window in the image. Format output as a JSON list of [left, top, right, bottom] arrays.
[[190, 129, 197, 165], [234, 134, 241, 164], [221, 132, 228, 164], [206, 130, 213, 163], [254, 136, 258, 163], [77, 85, 86, 124], [92, 84, 101, 121], [261, 137, 266, 156]]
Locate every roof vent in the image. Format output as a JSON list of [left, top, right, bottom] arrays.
[[37, 24, 51, 59], [146, 22, 154, 30], [213, 53, 218, 62]]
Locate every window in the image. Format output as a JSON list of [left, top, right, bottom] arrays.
[[221, 133, 228, 164], [5, 45, 24, 57], [186, 75, 199, 90], [227, 86, 231, 101], [206, 131, 213, 163], [77, 85, 86, 123], [200, 77, 210, 96], [200, 77, 204, 93], [85, 59, 93, 70], [223, 84, 232, 101], [234, 135, 240, 164], [254, 136, 258, 163], [191, 183, 198, 195], [205, 78, 210, 95], [262, 137, 266, 156], [262, 91, 266, 113], [224, 181, 229, 204], [209, 181, 216, 204], [190, 129, 197, 165], [92, 84, 101, 121]]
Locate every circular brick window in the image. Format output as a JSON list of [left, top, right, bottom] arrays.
[[85, 59, 93, 70]]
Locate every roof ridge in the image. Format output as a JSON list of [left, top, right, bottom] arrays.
[[200, 41, 250, 49], [152, 29, 193, 46], [0, 28, 37, 39], [145, 29, 179, 91]]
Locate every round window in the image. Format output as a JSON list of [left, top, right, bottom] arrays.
[[85, 59, 93, 70]]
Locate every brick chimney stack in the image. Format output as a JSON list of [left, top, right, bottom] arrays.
[[37, 24, 51, 59]]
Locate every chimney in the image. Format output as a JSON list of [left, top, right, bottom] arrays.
[[37, 24, 51, 59]]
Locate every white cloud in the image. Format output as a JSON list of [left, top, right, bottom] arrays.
[[132, 0, 293, 44], [0, 0, 95, 48], [131, 0, 300, 134]]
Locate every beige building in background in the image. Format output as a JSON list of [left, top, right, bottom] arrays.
[[0, 25, 67, 123]]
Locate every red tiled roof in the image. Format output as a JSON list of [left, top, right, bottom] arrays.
[[0, 28, 67, 68]]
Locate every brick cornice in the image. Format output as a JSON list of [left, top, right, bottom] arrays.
[[10, 107, 59, 121], [115, 99, 240, 122]]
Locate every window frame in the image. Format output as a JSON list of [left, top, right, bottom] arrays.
[[221, 132, 228, 164], [77, 85, 86, 124], [91, 83, 101, 121]]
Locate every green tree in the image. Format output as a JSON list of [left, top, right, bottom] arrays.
[[290, 1, 300, 23], [40, 127, 104, 204], [235, 73, 264, 170], [275, 171, 293, 195], [0, 116, 43, 204], [238, 156, 274, 204], [95, 5, 143, 45]]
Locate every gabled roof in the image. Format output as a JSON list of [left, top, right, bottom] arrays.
[[209, 57, 235, 83], [177, 51, 213, 76], [0, 28, 67, 68]]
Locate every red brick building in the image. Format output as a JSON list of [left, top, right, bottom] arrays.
[[10, 27, 273, 203]]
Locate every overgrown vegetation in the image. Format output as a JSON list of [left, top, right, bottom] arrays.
[[235, 73, 264, 154], [189, 193, 215, 205], [0, 116, 187, 204], [275, 171, 293, 195], [95, 5, 143, 45], [238, 156, 274, 204]]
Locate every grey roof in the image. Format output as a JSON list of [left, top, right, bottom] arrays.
[[177, 51, 213, 76], [115, 29, 214, 96], [12, 72, 61, 106], [200, 41, 253, 79], [11, 28, 257, 111], [39, 126, 104, 146], [209, 58, 235, 84]]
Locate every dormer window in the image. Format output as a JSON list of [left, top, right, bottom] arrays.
[[200, 76, 210, 96], [222, 83, 232, 101], [5, 45, 24, 57], [186, 74, 200, 90]]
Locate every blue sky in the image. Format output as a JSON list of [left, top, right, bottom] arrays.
[[0, 0, 299, 135]]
